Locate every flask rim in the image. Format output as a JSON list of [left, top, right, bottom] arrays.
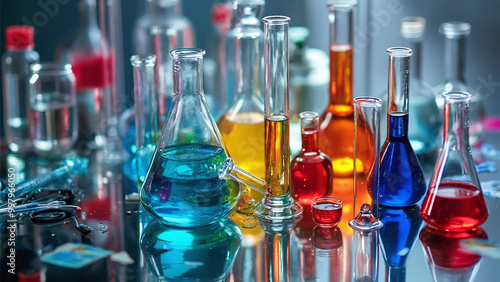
[[442, 91, 472, 102], [262, 15, 291, 25], [326, 0, 357, 9], [170, 48, 206, 59], [387, 47, 412, 57], [130, 54, 156, 67], [30, 62, 72, 75], [401, 17, 426, 38], [440, 21, 471, 38], [354, 96, 383, 108]]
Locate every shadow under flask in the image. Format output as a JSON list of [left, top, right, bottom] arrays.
[[140, 48, 240, 228], [420, 91, 488, 232]]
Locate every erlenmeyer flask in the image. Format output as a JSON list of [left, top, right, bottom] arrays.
[[420, 91, 488, 232], [140, 48, 240, 228], [379, 47, 427, 207]]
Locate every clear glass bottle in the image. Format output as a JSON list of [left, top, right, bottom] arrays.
[[140, 48, 239, 228], [419, 225, 487, 282], [400, 17, 441, 156], [2, 25, 39, 153], [132, 0, 194, 55], [55, 0, 108, 150], [379, 205, 422, 282], [291, 111, 333, 209], [379, 47, 426, 207], [221, 0, 265, 120], [28, 63, 78, 158], [420, 91, 488, 232], [434, 22, 486, 147], [131, 54, 159, 189], [217, 7, 265, 218], [289, 26, 329, 157], [319, 1, 372, 179]]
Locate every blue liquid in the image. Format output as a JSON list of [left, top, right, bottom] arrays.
[[379, 205, 422, 281], [140, 219, 242, 281], [140, 144, 240, 227], [379, 113, 426, 207]]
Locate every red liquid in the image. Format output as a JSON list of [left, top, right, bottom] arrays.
[[420, 182, 488, 232], [291, 130, 333, 208], [312, 202, 342, 227], [71, 53, 113, 91], [419, 225, 487, 269]]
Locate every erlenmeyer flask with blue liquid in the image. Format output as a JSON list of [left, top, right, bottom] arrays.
[[140, 48, 240, 228]]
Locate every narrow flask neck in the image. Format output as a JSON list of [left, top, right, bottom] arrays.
[[443, 97, 470, 149], [301, 131, 319, 153], [235, 32, 261, 101], [79, 0, 98, 28], [234, 2, 264, 28], [387, 49, 411, 115], [444, 36, 467, 83], [328, 5, 354, 46], [147, 0, 179, 17], [402, 38, 422, 81], [173, 56, 203, 95]]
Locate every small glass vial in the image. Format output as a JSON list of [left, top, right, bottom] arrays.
[[421, 91, 488, 232], [2, 25, 40, 153], [28, 63, 78, 158], [291, 111, 333, 208]]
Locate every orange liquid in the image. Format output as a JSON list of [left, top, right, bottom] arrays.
[[265, 115, 290, 196]]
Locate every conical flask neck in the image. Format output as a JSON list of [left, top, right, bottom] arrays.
[[234, 2, 264, 27], [172, 51, 204, 95], [443, 93, 470, 149], [79, 0, 98, 28]]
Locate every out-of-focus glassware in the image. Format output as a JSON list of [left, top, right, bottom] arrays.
[[420, 92, 488, 232], [28, 63, 78, 158], [289, 27, 329, 156], [140, 219, 242, 281], [433, 21, 486, 147], [140, 48, 239, 228], [217, 5, 265, 220], [131, 55, 159, 189], [352, 97, 382, 229], [379, 47, 426, 207], [132, 0, 194, 54], [419, 225, 487, 282], [312, 226, 344, 281], [319, 0, 368, 178], [2, 25, 39, 153], [291, 111, 333, 209], [55, 0, 108, 151], [218, 0, 265, 121], [351, 222, 380, 282], [379, 205, 422, 282], [400, 17, 441, 156]]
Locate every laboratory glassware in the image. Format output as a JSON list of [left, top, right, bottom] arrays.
[[2, 25, 39, 153], [55, 0, 108, 150], [312, 226, 344, 281], [217, 5, 265, 218], [420, 91, 488, 232], [140, 219, 242, 281], [132, 0, 194, 55], [350, 215, 380, 282], [319, 0, 370, 178], [379, 47, 426, 207], [312, 196, 342, 228], [379, 205, 422, 282], [434, 22, 485, 147], [290, 111, 333, 209], [352, 97, 382, 228], [221, 0, 265, 120], [140, 48, 240, 228], [28, 63, 78, 157], [289, 27, 329, 156], [131, 54, 159, 188], [419, 225, 487, 282], [400, 17, 441, 156]]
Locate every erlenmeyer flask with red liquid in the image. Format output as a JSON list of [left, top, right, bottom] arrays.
[[420, 92, 488, 232]]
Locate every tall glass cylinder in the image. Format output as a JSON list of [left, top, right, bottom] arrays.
[[151, 26, 177, 124], [379, 47, 426, 208], [256, 15, 302, 221], [352, 97, 382, 226], [131, 54, 159, 187]]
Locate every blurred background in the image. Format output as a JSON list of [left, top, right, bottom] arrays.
[[1, 0, 499, 139]]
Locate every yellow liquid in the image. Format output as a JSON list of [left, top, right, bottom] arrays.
[[218, 112, 265, 201]]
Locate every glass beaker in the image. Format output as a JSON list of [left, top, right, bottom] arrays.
[[139, 48, 240, 228], [433, 22, 486, 147], [217, 4, 265, 218], [291, 111, 333, 209], [28, 63, 78, 158], [420, 91, 488, 232], [379, 47, 426, 207], [400, 17, 441, 157]]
